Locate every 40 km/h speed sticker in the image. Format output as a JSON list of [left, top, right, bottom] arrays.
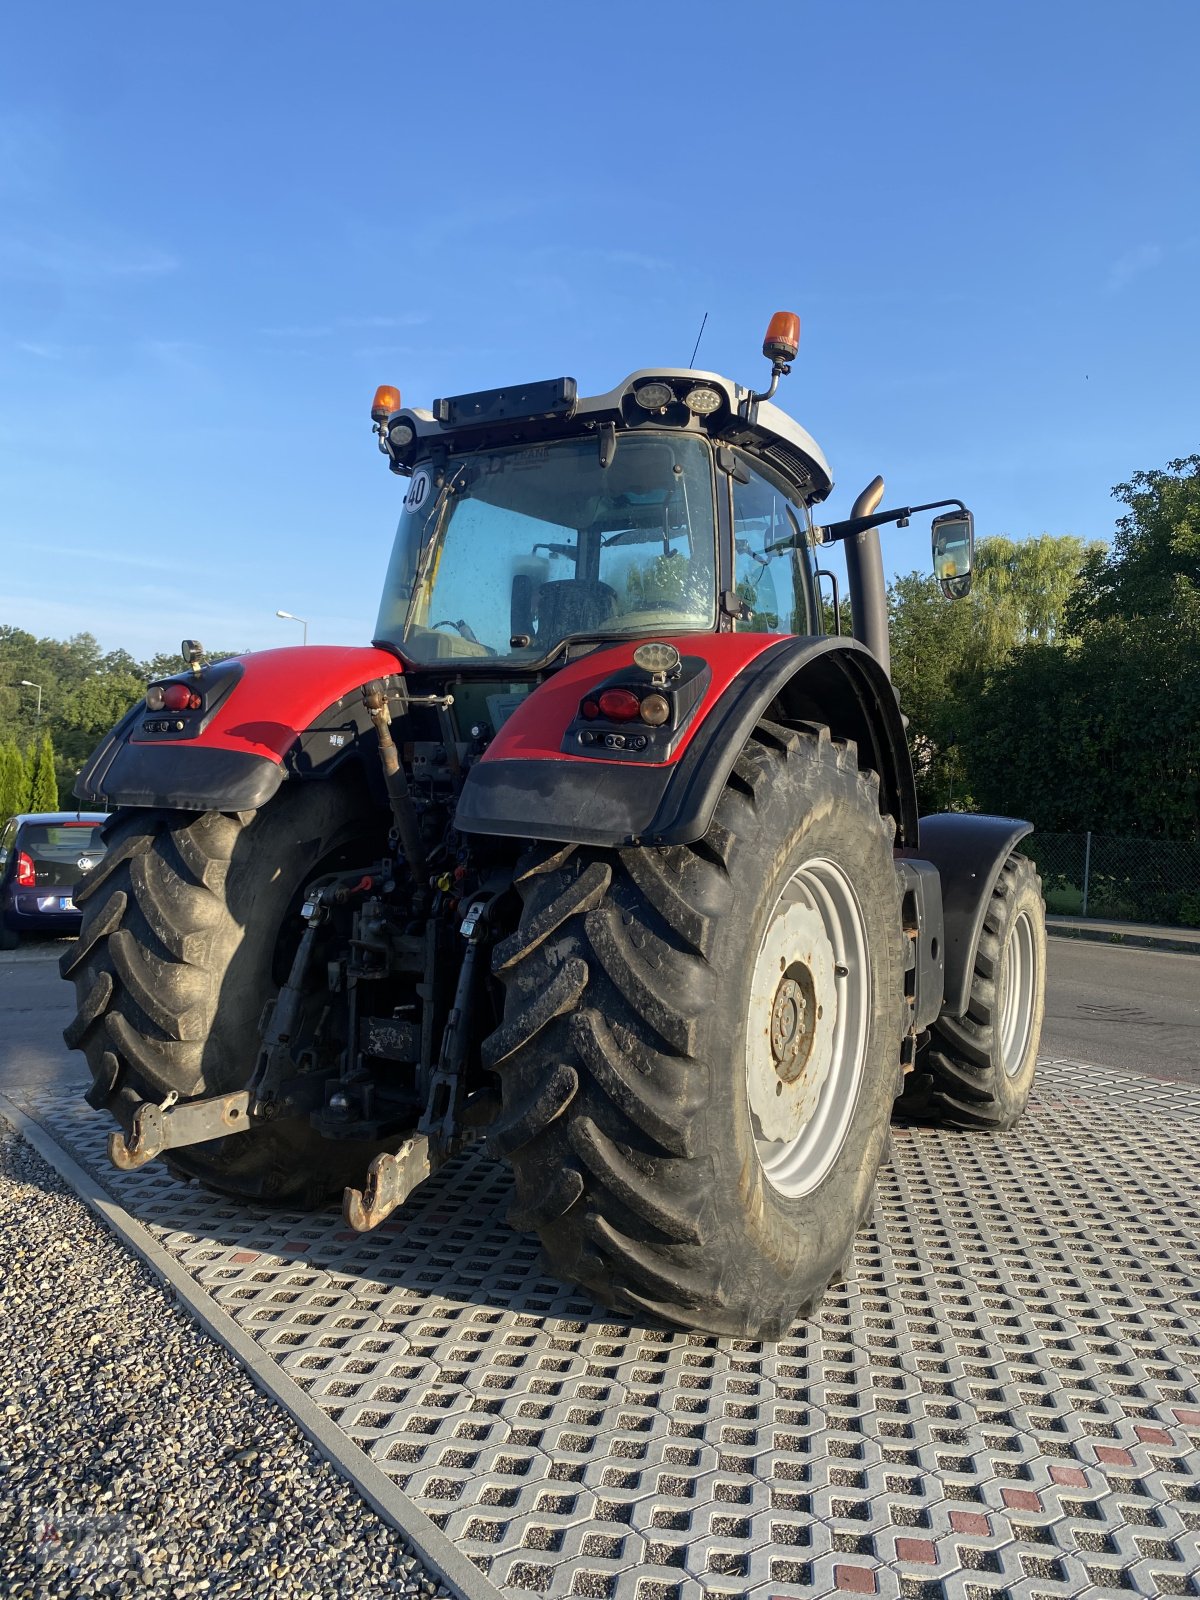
[[404, 469, 431, 514]]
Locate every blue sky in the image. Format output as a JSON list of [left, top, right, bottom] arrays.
[[2, 1, 1197, 659]]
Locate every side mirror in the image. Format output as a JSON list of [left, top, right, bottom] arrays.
[[931, 510, 974, 600]]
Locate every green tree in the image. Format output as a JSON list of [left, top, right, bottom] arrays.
[[54, 667, 147, 800], [0, 741, 26, 820], [888, 571, 979, 811], [1067, 454, 1200, 635], [26, 732, 60, 812], [970, 456, 1200, 839], [973, 534, 1105, 655], [888, 532, 1101, 812]]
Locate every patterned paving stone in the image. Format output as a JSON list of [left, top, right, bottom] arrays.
[[13, 1059, 1200, 1599]]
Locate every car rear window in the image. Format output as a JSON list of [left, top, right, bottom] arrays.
[[21, 824, 106, 862], [11, 822, 105, 891]]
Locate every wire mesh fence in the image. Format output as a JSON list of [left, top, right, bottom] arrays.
[[1021, 831, 1200, 928]]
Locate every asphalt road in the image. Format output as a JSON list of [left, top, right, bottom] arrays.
[[1040, 936, 1200, 1086], [1, 932, 1196, 1098], [0, 942, 87, 1094]]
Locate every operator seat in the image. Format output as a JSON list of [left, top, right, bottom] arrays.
[[534, 579, 619, 640]]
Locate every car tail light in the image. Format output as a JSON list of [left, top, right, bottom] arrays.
[[581, 699, 600, 720], [16, 851, 35, 887], [597, 689, 641, 722]]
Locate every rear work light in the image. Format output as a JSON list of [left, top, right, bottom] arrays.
[[633, 381, 674, 411], [684, 385, 722, 416], [16, 851, 35, 887]]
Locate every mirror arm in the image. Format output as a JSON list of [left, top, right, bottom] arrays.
[[814, 498, 967, 545]]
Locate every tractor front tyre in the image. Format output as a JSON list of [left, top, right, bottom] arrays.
[[60, 781, 387, 1205], [901, 853, 1046, 1130], [484, 720, 907, 1339]]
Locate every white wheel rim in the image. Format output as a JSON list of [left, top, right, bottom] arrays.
[[999, 909, 1036, 1077], [745, 856, 872, 1198]]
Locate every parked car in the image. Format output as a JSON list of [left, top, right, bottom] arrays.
[[0, 812, 109, 948]]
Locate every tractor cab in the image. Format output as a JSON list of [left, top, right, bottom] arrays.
[[371, 332, 834, 669]]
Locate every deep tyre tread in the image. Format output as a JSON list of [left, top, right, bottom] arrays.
[[61, 784, 391, 1204], [485, 719, 907, 1339], [900, 852, 1046, 1131]]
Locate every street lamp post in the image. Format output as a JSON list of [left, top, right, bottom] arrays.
[[275, 610, 309, 645], [19, 680, 43, 725]]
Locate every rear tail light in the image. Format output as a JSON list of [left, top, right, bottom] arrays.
[[597, 689, 642, 722], [163, 683, 201, 712], [16, 851, 35, 887], [578, 684, 677, 728], [146, 682, 201, 712]]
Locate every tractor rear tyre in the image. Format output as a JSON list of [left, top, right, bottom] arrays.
[[61, 781, 387, 1205], [900, 853, 1045, 1130], [484, 720, 907, 1339]]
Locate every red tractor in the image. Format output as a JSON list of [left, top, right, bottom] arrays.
[[62, 314, 1046, 1338]]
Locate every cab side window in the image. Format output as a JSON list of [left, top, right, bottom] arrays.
[[731, 460, 817, 634]]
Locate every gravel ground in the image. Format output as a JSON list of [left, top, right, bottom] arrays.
[[0, 1123, 454, 1599]]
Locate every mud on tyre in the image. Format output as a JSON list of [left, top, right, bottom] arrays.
[[484, 719, 908, 1339], [61, 781, 388, 1205]]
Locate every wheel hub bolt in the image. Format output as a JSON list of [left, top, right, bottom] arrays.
[[771, 979, 803, 1061]]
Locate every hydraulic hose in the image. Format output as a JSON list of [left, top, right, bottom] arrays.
[[364, 688, 428, 879]]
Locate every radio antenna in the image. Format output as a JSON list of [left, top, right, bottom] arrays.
[[688, 311, 709, 368]]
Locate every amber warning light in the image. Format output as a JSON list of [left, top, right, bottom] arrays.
[[371, 385, 401, 422], [763, 311, 800, 366]]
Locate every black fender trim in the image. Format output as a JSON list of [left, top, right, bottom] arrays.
[[917, 813, 1033, 1018], [456, 637, 919, 850], [455, 758, 673, 849], [74, 689, 384, 813], [76, 737, 285, 812], [647, 636, 917, 848]]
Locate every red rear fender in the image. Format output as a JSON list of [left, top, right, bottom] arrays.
[[480, 634, 781, 765], [456, 633, 917, 851], [75, 646, 403, 812]]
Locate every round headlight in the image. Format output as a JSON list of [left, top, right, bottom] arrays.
[[633, 381, 674, 411], [145, 684, 166, 711], [639, 692, 671, 727], [389, 421, 415, 447], [684, 385, 722, 416], [633, 641, 682, 678]]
